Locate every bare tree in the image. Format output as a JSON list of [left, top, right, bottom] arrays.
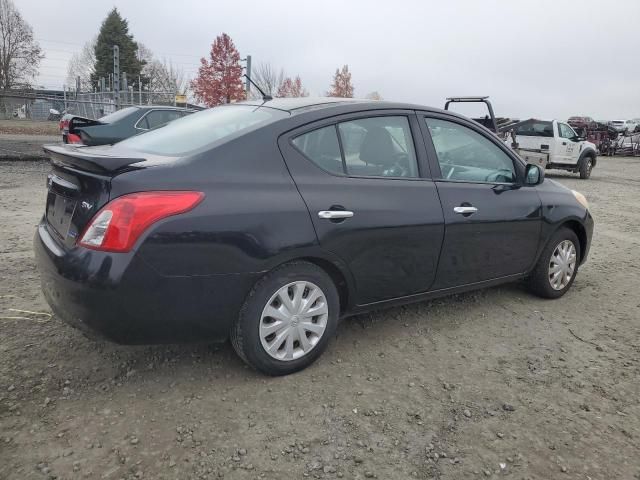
[[144, 58, 188, 93], [137, 43, 154, 66], [0, 0, 43, 91], [134, 43, 188, 95], [66, 37, 96, 92], [251, 62, 284, 98]]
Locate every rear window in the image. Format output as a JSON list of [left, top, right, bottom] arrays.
[[118, 105, 288, 156], [514, 120, 554, 137]]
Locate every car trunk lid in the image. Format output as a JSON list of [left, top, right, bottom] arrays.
[[43, 144, 147, 249]]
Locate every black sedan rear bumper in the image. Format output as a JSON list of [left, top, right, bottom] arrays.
[[34, 222, 260, 344]]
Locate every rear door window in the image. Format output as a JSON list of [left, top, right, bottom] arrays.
[[291, 126, 343, 175], [514, 120, 554, 137], [140, 110, 182, 130], [338, 116, 418, 177], [291, 115, 419, 178]]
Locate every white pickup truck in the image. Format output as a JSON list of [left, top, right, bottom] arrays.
[[507, 119, 598, 179]]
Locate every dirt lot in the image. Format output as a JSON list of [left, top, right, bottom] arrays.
[[1, 158, 639, 480], [0, 134, 58, 161], [0, 120, 59, 136]]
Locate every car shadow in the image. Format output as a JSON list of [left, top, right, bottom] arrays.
[[71, 281, 531, 382]]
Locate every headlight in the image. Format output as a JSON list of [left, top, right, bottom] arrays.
[[572, 190, 589, 209]]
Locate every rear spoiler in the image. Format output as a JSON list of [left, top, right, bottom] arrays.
[[60, 114, 104, 133], [43, 144, 146, 174]]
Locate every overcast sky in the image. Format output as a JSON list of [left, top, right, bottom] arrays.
[[19, 0, 640, 120]]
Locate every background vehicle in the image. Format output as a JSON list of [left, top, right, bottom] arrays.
[[59, 106, 199, 146], [48, 108, 65, 121], [625, 119, 638, 132], [567, 116, 596, 130], [507, 119, 598, 179], [608, 120, 627, 133], [35, 98, 593, 375]]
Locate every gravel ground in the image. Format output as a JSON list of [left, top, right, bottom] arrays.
[[0, 134, 59, 160], [0, 120, 59, 136], [0, 158, 639, 480]]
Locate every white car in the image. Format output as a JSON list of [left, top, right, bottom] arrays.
[[625, 120, 638, 133], [507, 119, 598, 179], [609, 120, 627, 132]]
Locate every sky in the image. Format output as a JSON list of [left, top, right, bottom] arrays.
[[18, 0, 640, 120]]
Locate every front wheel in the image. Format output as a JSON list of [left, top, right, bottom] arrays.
[[527, 228, 580, 299], [579, 155, 594, 179], [231, 261, 339, 376]]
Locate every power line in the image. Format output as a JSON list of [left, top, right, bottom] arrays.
[[37, 38, 205, 60]]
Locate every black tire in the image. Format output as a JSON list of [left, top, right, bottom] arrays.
[[579, 154, 594, 179], [527, 227, 581, 299], [230, 261, 339, 376]]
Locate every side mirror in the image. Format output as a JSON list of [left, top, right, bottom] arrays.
[[525, 164, 544, 186], [572, 135, 585, 142]]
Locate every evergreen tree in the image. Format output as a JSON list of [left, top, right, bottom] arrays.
[[91, 8, 144, 90]]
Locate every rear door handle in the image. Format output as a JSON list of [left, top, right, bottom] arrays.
[[318, 210, 354, 219], [453, 206, 478, 215]]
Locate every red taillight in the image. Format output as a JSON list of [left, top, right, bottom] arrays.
[[60, 119, 69, 131], [67, 133, 82, 144], [78, 191, 204, 252]]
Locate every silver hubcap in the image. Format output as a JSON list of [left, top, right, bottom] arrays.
[[259, 281, 328, 361], [548, 240, 577, 290]]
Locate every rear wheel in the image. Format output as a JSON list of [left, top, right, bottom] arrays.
[[527, 228, 580, 299], [231, 261, 339, 375], [579, 155, 594, 179]]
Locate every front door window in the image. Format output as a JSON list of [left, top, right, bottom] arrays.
[[425, 118, 516, 183]]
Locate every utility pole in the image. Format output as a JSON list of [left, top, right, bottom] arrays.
[[245, 55, 252, 97], [113, 45, 120, 109], [241, 55, 252, 98]]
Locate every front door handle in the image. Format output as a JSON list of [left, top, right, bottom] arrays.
[[318, 210, 354, 219], [453, 206, 478, 215]]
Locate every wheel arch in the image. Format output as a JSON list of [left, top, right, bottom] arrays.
[[299, 256, 351, 314], [579, 148, 597, 166], [558, 219, 587, 262], [259, 251, 355, 315]]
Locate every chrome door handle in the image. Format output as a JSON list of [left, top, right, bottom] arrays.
[[453, 206, 478, 215], [318, 210, 354, 219]]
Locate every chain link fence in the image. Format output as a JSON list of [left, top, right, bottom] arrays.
[[1, 89, 180, 121]]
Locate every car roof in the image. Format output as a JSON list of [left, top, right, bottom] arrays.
[[238, 97, 365, 112], [132, 105, 199, 112], [236, 96, 457, 117]]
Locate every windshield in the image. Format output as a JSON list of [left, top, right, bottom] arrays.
[[99, 107, 138, 123], [118, 105, 288, 156], [514, 120, 554, 137]]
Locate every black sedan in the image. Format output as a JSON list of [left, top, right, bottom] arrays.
[[35, 98, 594, 375], [59, 105, 199, 146]]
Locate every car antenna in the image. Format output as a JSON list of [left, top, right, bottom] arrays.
[[244, 74, 273, 102]]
